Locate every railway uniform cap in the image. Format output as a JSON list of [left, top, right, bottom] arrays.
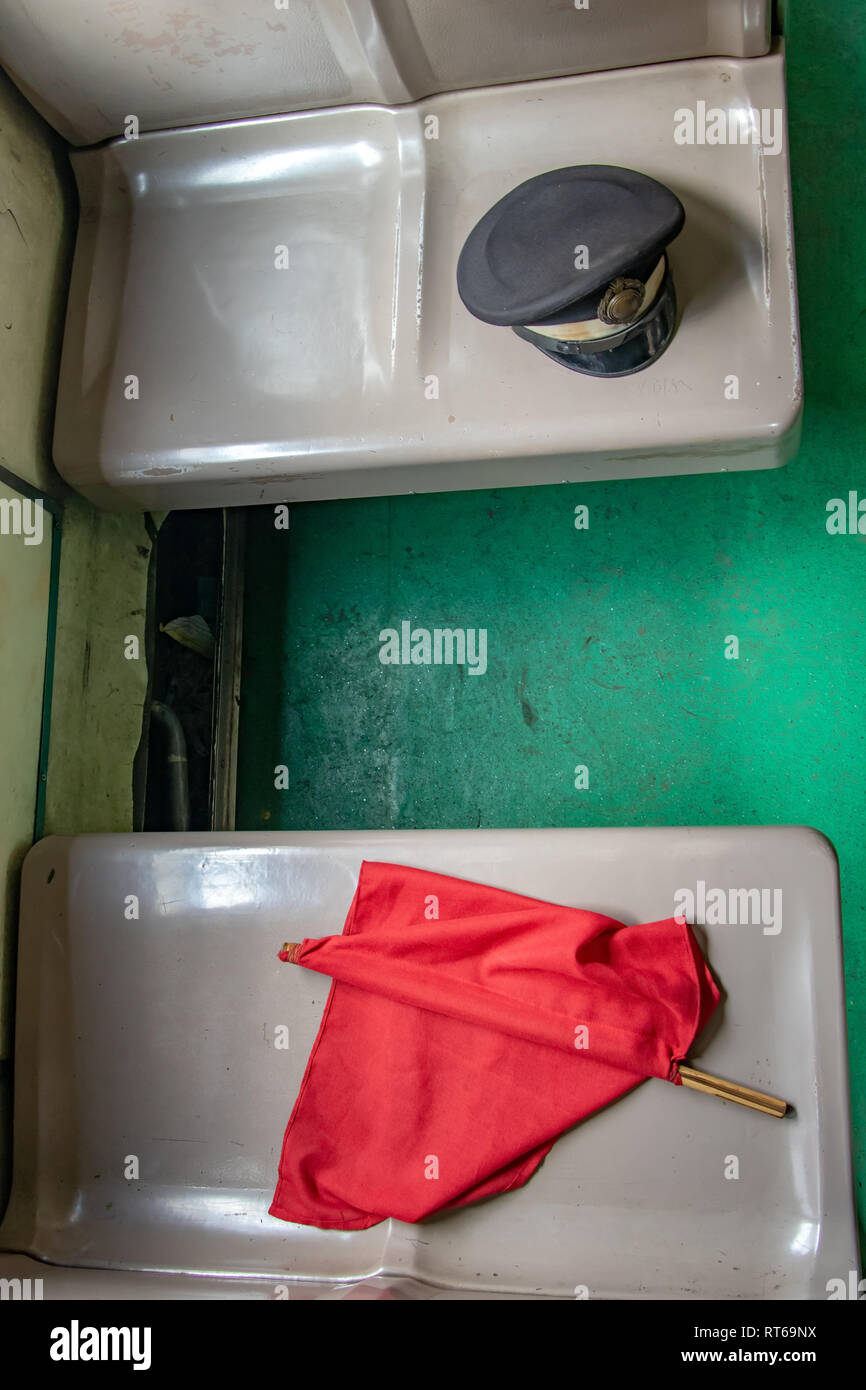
[[456, 165, 685, 377]]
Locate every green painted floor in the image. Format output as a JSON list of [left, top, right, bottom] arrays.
[[237, 2, 865, 1244]]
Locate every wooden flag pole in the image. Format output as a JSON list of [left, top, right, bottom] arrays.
[[280, 943, 790, 1117], [678, 1065, 788, 1118]]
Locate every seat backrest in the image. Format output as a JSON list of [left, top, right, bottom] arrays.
[[0, 0, 770, 145]]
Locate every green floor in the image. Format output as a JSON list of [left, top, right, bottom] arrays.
[[238, 2, 865, 1244]]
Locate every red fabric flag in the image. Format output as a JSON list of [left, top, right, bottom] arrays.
[[270, 861, 720, 1229]]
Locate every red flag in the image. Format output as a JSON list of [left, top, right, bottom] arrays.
[[270, 861, 720, 1229]]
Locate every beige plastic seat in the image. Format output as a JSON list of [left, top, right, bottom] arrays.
[[0, 828, 856, 1299], [0, 0, 801, 507]]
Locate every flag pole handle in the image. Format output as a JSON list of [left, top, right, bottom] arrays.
[[678, 1065, 788, 1118]]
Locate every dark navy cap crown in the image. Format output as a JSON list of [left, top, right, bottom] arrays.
[[457, 165, 685, 327]]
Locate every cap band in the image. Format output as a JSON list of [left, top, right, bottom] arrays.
[[523, 254, 666, 343]]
